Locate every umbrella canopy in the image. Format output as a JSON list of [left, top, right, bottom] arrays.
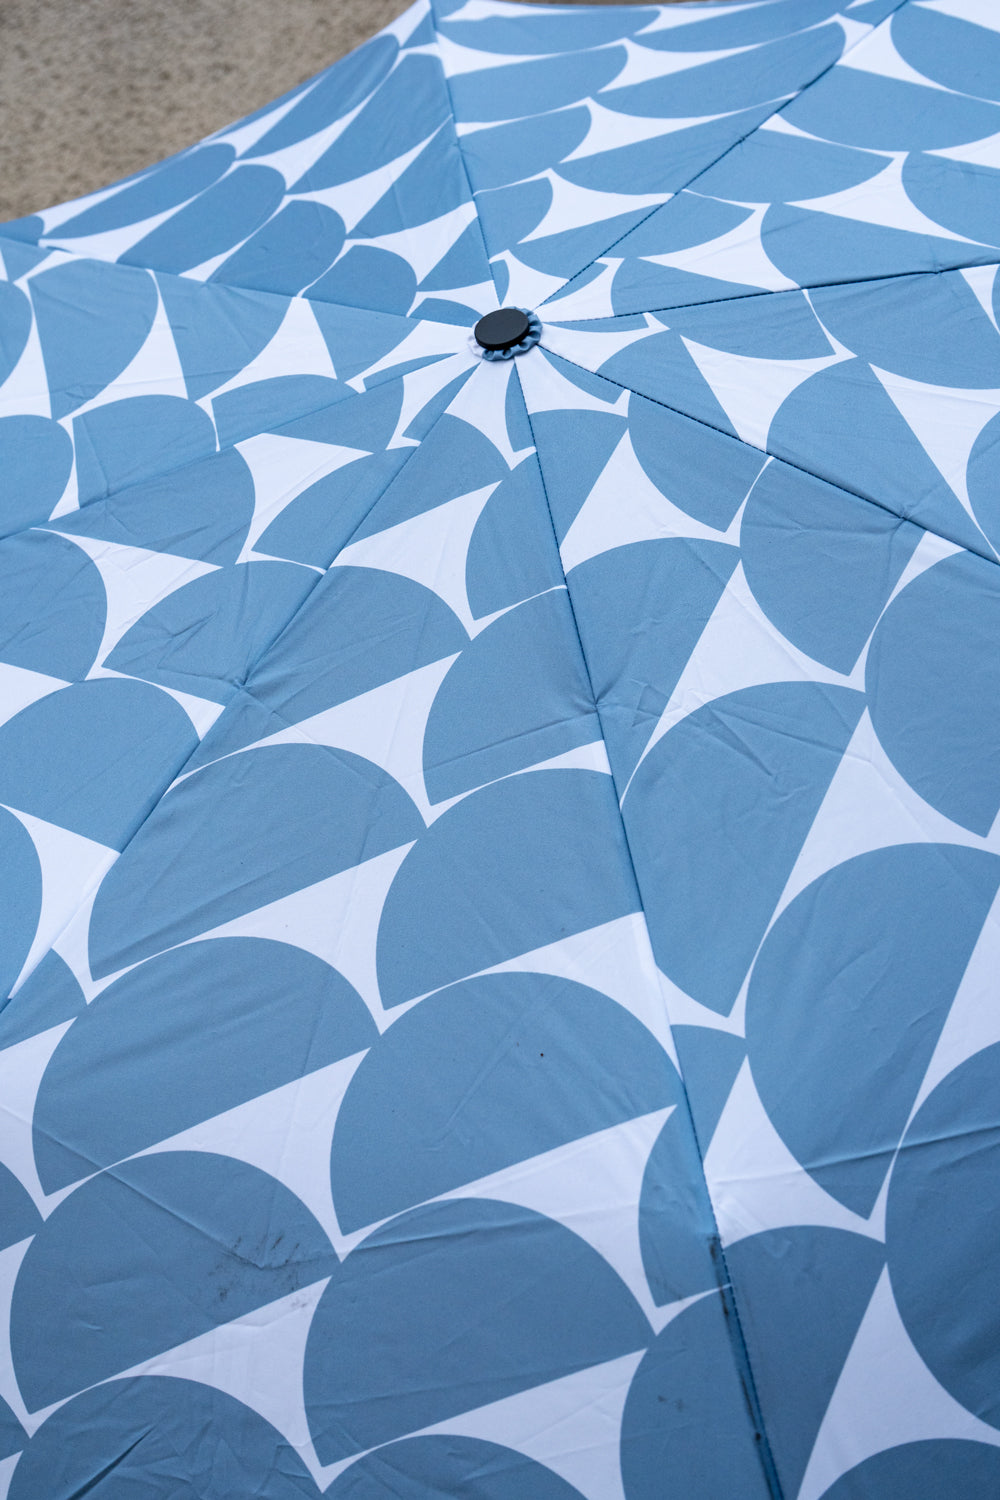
[[1, 0, 1000, 1494]]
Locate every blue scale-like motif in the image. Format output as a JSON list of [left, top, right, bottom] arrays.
[[2, 1, 1000, 1495]]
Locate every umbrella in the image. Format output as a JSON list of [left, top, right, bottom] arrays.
[[0, 0, 999, 1493]]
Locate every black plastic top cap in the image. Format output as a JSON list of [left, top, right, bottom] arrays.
[[474, 307, 531, 352]]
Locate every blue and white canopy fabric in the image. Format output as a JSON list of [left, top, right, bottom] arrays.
[[2, 0, 1000, 1494]]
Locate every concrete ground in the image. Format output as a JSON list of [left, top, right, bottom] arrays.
[[0, 0, 702, 222]]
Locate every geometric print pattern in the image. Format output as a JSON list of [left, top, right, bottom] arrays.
[[1, 1, 1000, 1495]]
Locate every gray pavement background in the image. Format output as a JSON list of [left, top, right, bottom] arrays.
[[0, 0, 703, 221]]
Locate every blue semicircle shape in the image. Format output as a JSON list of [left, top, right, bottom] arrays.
[[11, 1151, 336, 1410], [0, 949, 84, 1049], [331, 971, 677, 1231], [725, 1227, 885, 1496], [747, 843, 1000, 1216], [570, 538, 741, 783], [304, 1196, 650, 1463], [106, 560, 314, 704], [328, 1437, 584, 1500], [0, 282, 31, 389], [53, 144, 238, 237], [638, 1108, 720, 1307], [819, 1442, 1000, 1499], [892, 2, 1000, 103], [0, 530, 105, 680], [0, 1160, 41, 1254], [292, 55, 450, 192], [422, 589, 599, 802], [0, 416, 73, 537], [245, 34, 398, 157], [621, 1292, 772, 1500], [767, 358, 988, 556], [120, 165, 286, 276], [888, 1041, 1000, 1431], [30, 260, 157, 420], [465, 457, 564, 617], [867, 550, 1000, 834], [51, 144, 236, 237], [56, 446, 256, 566], [376, 769, 639, 1007], [184, 563, 467, 769], [33, 937, 376, 1192], [810, 272, 1000, 390], [440, 8, 654, 54], [8, 1377, 318, 1500], [624, 682, 865, 1014], [73, 393, 217, 504], [741, 459, 921, 674], [89, 742, 423, 977], [157, 272, 286, 402], [0, 678, 196, 851], [449, 46, 626, 125], [781, 67, 1000, 151]]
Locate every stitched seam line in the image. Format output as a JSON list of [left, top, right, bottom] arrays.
[[2, 371, 467, 1000], [428, 0, 507, 309], [513, 358, 785, 1500], [537, 0, 914, 310], [544, 255, 1000, 324], [544, 340, 1000, 569]]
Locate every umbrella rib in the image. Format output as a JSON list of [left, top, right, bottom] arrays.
[[0, 361, 432, 553], [1, 230, 476, 349], [536, 0, 914, 314], [0, 240, 459, 559], [546, 342, 1000, 572], [512, 361, 786, 1500], [427, 0, 508, 313], [543, 255, 1000, 325]]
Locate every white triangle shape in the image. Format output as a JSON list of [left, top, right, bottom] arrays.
[[561, 429, 736, 575], [140, 1051, 368, 1255], [116, 1276, 334, 1488], [424, 1350, 647, 1500], [871, 362, 1000, 523], [798, 1269, 1000, 1500], [208, 292, 338, 405], [704, 1060, 880, 1247], [646, 204, 797, 291], [192, 840, 414, 1027], [483, 911, 676, 1064], [3, 805, 117, 994], [680, 333, 847, 449], [791, 154, 978, 242], [915, 0, 1000, 32], [632, 560, 849, 789], [249, 655, 459, 824], [51, 529, 218, 664], [0, 662, 66, 731], [235, 430, 369, 560], [334, 483, 498, 632], [0, 1023, 75, 1216], [70, 280, 187, 417], [439, 1108, 674, 1328]]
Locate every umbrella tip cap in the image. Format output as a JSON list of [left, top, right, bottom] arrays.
[[474, 307, 533, 352], [472, 307, 541, 361]]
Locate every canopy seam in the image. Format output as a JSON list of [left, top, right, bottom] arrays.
[[537, 0, 914, 311], [513, 358, 785, 1500], [0, 372, 467, 1006], [0, 358, 455, 551], [428, 0, 508, 310], [543, 255, 1000, 323], [544, 342, 1000, 570], [2, 230, 484, 331]]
